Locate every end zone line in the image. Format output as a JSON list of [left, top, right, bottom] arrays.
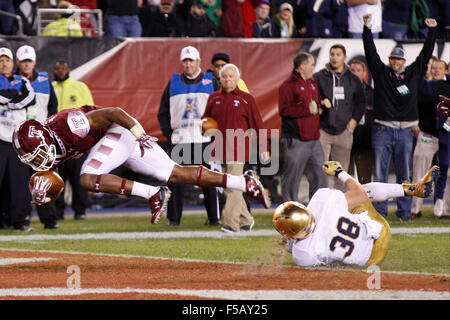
[[0, 248, 448, 277]]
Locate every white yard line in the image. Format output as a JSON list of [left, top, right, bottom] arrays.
[[0, 257, 55, 266], [0, 287, 447, 300], [0, 227, 448, 243]]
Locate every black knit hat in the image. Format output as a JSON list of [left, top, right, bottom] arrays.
[[211, 52, 230, 64]]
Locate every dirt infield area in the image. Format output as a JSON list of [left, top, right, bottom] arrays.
[[0, 249, 449, 300]]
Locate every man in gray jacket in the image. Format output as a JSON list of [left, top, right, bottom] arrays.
[[313, 44, 366, 191]]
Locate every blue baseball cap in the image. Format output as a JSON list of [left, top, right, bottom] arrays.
[[389, 47, 405, 60]]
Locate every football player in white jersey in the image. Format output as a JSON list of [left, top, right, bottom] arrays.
[[273, 161, 438, 267]]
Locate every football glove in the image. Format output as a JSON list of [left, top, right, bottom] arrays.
[[30, 176, 52, 205], [136, 135, 158, 157], [322, 161, 344, 177]]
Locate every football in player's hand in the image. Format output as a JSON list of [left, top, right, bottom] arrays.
[[29, 170, 64, 202], [202, 117, 219, 133]]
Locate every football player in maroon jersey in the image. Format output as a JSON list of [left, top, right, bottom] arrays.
[[12, 105, 271, 224]]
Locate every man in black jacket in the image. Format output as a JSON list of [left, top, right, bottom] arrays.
[[362, 13, 437, 221], [139, 0, 178, 37], [176, 0, 218, 37], [313, 44, 366, 192]]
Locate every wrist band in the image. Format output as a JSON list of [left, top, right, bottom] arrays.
[[336, 171, 351, 184], [130, 123, 145, 139]]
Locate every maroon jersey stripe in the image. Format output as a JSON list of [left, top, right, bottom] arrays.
[[87, 158, 102, 169], [106, 133, 121, 141], [98, 144, 113, 156]]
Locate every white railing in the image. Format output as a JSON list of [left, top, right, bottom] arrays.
[[37, 7, 103, 37]]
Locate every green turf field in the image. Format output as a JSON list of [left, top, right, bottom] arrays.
[[0, 209, 448, 275]]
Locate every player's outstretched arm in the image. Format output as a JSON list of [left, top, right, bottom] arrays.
[[85, 107, 139, 131], [322, 161, 369, 208], [86, 107, 157, 156]]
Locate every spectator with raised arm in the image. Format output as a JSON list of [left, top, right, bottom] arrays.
[[362, 13, 437, 221]]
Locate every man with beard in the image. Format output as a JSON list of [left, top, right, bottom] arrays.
[[313, 44, 366, 192]]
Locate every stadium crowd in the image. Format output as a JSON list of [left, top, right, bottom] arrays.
[[0, 0, 449, 233], [0, 0, 449, 40]]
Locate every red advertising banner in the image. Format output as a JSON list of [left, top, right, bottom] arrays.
[[77, 38, 304, 139]]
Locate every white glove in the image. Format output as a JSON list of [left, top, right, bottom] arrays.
[[30, 176, 52, 205], [130, 122, 158, 157], [136, 135, 159, 157]]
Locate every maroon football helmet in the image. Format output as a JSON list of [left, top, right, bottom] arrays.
[[12, 119, 56, 171]]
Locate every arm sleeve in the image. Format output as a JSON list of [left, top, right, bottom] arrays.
[[409, 26, 437, 76], [248, 95, 270, 153], [157, 81, 173, 139], [202, 95, 212, 118], [7, 78, 36, 110], [67, 110, 90, 138], [278, 82, 312, 118], [292, 247, 322, 267], [313, 72, 330, 102], [362, 25, 385, 76], [0, 89, 20, 103]]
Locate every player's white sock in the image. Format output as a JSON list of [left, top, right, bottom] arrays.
[[226, 174, 246, 192], [362, 182, 405, 202], [131, 181, 160, 199]]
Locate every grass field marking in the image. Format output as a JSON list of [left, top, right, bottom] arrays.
[[390, 227, 450, 234], [0, 248, 448, 277], [0, 247, 257, 266], [0, 287, 447, 300], [0, 227, 448, 243], [0, 230, 277, 242], [0, 257, 56, 266]]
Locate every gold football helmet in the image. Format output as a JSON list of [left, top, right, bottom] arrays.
[[273, 201, 316, 239]]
